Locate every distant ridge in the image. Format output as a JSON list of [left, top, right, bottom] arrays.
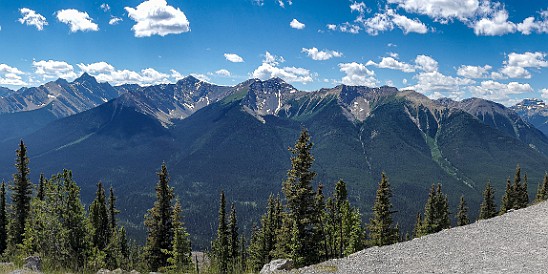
[[292, 201, 548, 273]]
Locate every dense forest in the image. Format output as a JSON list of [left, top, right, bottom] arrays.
[[0, 130, 546, 273]]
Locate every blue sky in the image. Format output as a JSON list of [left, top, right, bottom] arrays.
[[0, 0, 547, 105]]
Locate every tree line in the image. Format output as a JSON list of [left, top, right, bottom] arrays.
[[0, 131, 546, 273]]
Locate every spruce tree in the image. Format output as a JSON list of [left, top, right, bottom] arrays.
[[108, 186, 119, 231], [368, 173, 398, 246], [0, 182, 6, 255], [479, 181, 497, 220], [313, 184, 327, 261], [456, 195, 469, 226], [89, 181, 110, 250], [334, 180, 347, 258], [500, 178, 512, 214], [213, 191, 228, 274], [412, 212, 423, 238], [422, 184, 450, 235], [278, 129, 319, 266], [37, 173, 45, 201], [228, 203, 239, 262], [167, 198, 192, 272], [534, 174, 548, 203], [144, 163, 174, 271], [8, 140, 33, 248], [519, 173, 529, 208]]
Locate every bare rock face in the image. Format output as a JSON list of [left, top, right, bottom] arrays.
[[260, 259, 294, 273], [23, 256, 41, 272]]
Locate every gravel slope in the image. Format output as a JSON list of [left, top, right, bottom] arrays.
[[293, 201, 548, 274]]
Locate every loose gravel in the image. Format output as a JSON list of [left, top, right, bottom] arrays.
[[292, 201, 548, 274]]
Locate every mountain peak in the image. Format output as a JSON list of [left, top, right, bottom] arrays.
[[74, 72, 98, 84]]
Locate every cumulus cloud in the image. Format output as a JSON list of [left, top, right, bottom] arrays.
[[469, 80, 533, 103], [215, 69, 231, 77], [353, 8, 428, 35], [109, 17, 123, 25], [0, 64, 27, 86], [56, 9, 99, 32], [33, 60, 78, 81], [541, 88, 548, 100], [78, 61, 172, 85], [125, 0, 190, 37], [252, 52, 313, 84], [517, 11, 548, 35], [472, 9, 516, 36], [338, 62, 378, 87], [190, 73, 210, 82], [415, 55, 438, 72], [456, 65, 492, 78], [366, 57, 415, 72], [277, 0, 293, 8], [290, 19, 305, 30], [301, 47, 342, 61], [506, 52, 548, 68], [391, 12, 428, 34], [410, 71, 475, 94], [387, 0, 481, 22], [326, 24, 337, 31], [100, 3, 110, 12], [500, 66, 531, 79], [19, 8, 48, 31], [224, 53, 244, 63], [350, 2, 367, 13]]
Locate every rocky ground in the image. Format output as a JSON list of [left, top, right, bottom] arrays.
[[291, 201, 548, 274]]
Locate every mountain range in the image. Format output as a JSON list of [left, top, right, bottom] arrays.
[[0, 74, 547, 249]]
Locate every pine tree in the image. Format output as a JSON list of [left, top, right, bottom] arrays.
[[534, 174, 548, 203], [479, 181, 497, 220], [500, 178, 512, 214], [228, 203, 239, 262], [368, 173, 398, 246], [213, 191, 228, 274], [277, 129, 319, 266], [519, 173, 529, 208], [334, 179, 347, 258], [144, 163, 174, 271], [8, 140, 33, 248], [108, 186, 119, 231], [89, 181, 111, 250], [456, 195, 469, 226], [167, 198, 192, 272], [0, 182, 6, 255], [37, 173, 46, 201], [313, 184, 327, 261], [412, 212, 423, 238], [422, 184, 450, 235]]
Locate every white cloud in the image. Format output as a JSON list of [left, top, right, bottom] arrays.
[[411, 71, 475, 94], [0, 64, 27, 86], [56, 9, 99, 32], [301, 47, 342, 61], [387, 0, 481, 22], [456, 65, 492, 78], [171, 69, 184, 80], [277, 0, 293, 8], [33, 60, 78, 81], [415, 55, 438, 72], [469, 80, 533, 103], [327, 24, 337, 30], [517, 11, 548, 35], [78, 61, 172, 85], [19, 8, 48, 31], [109, 17, 123, 25], [500, 66, 531, 79], [100, 3, 110, 12], [253, 52, 312, 84], [339, 22, 361, 34], [338, 62, 378, 87], [252, 0, 265, 6], [350, 2, 367, 13], [366, 57, 415, 72], [472, 9, 516, 36], [224, 53, 244, 63], [290, 19, 305, 30], [215, 69, 231, 77], [506, 52, 548, 68], [125, 0, 190, 37], [77, 61, 115, 74], [541, 88, 548, 100], [391, 13, 428, 34], [191, 73, 210, 82]]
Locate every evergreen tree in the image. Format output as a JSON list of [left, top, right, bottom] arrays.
[[534, 174, 548, 203], [334, 179, 347, 258], [89, 181, 111, 250], [144, 163, 174, 271], [313, 184, 327, 261], [368, 173, 398, 246], [213, 191, 228, 274], [167, 198, 192, 272], [456, 195, 469, 226], [412, 212, 423, 238], [247, 224, 264, 272], [479, 181, 497, 220], [108, 186, 119, 231], [276, 129, 319, 266], [422, 184, 450, 235], [500, 178, 512, 214], [228, 203, 239, 261], [119, 226, 129, 262], [519, 173, 529, 208], [8, 140, 33, 248], [37, 173, 45, 201], [0, 182, 6, 255]]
